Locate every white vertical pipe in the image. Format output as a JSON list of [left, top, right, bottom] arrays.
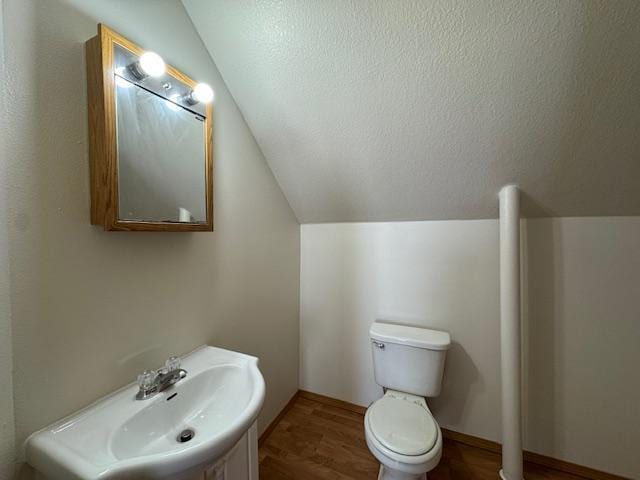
[[499, 185, 524, 480]]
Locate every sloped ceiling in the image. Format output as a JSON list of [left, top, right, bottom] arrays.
[[183, 0, 640, 222]]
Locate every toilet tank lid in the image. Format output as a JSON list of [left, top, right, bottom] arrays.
[[370, 322, 451, 350]]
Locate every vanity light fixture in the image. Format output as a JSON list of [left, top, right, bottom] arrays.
[[127, 51, 166, 79], [184, 83, 214, 105]]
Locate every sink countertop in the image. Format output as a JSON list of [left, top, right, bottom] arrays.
[[25, 345, 265, 480]]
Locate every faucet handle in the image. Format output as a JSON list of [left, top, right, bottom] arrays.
[[137, 370, 156, 390], [165, 356, 181, 372]]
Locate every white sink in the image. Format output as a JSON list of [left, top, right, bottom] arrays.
[[26, 346, 265, 480]]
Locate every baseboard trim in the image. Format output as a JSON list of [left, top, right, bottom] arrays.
[[298, 390, 368, 415], [441, 429, 629, 480], [289, 390, 630, 480], [258, 390, 299, 447], [522, 449, 629, 480]]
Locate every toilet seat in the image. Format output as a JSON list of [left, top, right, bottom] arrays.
[[364, 395, 443, 478], [367, 394, 438, 456]]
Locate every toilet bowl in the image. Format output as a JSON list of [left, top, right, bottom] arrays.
[[365, 322, 451, 480], [364, 390, 442, 480]]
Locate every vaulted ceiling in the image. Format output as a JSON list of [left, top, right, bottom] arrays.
[[183, 0, 640, 222]]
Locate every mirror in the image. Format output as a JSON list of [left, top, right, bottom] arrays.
[[86, 24, 214, 231], [115, 79, 206, 223]]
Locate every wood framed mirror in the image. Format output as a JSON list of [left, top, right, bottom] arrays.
[[86, 24, 214, 232]]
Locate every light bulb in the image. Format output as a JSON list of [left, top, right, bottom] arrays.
[[138, 52, 165, 77], [192, 83, 214, 104]]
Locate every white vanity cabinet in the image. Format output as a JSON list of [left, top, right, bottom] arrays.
[[200, 422, 259, 480]]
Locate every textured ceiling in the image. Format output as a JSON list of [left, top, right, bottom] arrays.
[[183, 0, 640, 222]]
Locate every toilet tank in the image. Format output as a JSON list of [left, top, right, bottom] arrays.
[[370, 322, 451, 397]]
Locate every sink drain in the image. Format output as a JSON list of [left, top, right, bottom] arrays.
[[177, 429, 195, 443]]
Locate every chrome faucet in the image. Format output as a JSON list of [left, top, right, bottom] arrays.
[[136, 356, 187, 400]]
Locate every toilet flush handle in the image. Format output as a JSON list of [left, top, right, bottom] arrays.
[[372, 340, 385, 349]]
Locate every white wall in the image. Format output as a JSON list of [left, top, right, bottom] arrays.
[[0, 1, 17, 478], [300, 218, 640, 478], [2, 0, 299, 476]]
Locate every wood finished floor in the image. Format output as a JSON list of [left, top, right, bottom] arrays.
[[258, 396, 590, 480]]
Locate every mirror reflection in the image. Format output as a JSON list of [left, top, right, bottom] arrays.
[[115, 77, 207, 223]]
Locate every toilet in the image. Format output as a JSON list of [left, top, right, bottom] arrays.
[[364, 321, 451, 480]]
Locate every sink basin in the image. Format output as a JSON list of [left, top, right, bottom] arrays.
[[26, 346, 265, 480]]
